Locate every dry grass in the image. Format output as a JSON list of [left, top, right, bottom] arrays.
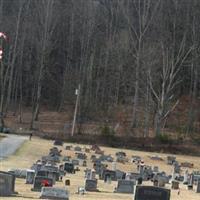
[[0, 136, 200, 200], [0, 135, 6, 141]]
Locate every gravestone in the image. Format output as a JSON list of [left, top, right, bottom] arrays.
[[167, 156, 176, 165], [85, 169, 96, 180], [40, 187, 69, 200], [53, 140, 63, 146], [26, 169, 35, 184], [106, 155, 114, 162], [64, 162, 75, 173], [32, 176, 53, 191], [153, 166, 159, 173], [116, 151, 126, 157], [116, 170, 126, 180], [126, 173, 131, 180], [49, 147, 61, 156], [48, 171, 59, 184], [171, 181, 179, 189], [76, 153, 87, 160], [0, 171, 15, 196], [188, 173, 194, 190], [112, 162, 117, 171], [116, 155, 126, 163], [31, 163, 42, 173], [196, 180, 200, 193], [65, 179, 70, 186], [85, 179, 98, 191], [115, 180, 135, 194], [74, 146, 82, 152], [82, 160, 87, 167], [90, 155, 97, 162], [131, 156, 141, 163], [37, 170, 48, 177], [149, 155, 163, 161], [91, 144, 101, 151], [93, 161, 106, 175], [85, 148, 90, 153], [42, 155, 60, 163], [63, 156, 71, 162], [134, 186, 170, 200], [8, 168, 27, 178], [65, 146, 71, 150], [137, 177, 143, 185], [153, 179, 159, 187], [129, 172, 141, 180], [173, 162, 180, 174], [171, 171, 176, 182], [193, 171, 200, 182], [72, 159, 79, 166], [95, 149, 104, 155], [183, 170, 188, 185], [100, 169, 117, 181], [158, 176, 166, 187]]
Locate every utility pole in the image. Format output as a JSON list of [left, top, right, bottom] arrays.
[[0, 32, 7, 129], [71, 84, 80, 137]]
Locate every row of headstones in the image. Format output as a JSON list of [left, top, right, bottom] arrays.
[[28, 144, 71, 199], [25, 145, 69, 199]]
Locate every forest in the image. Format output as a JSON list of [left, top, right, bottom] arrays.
[[0, 0, 199, 138]]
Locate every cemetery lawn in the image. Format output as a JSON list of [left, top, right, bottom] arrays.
[[0, 136, 200, 200]]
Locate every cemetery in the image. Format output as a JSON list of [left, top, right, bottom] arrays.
[[0, 135, 200, 200]]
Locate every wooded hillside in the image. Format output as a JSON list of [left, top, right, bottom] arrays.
[[0, 0, 199, 137]]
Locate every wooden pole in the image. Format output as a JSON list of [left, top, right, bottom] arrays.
[[71, 84, 80, 137]]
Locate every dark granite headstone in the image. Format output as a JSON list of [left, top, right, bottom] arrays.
[[64, 162, 75, 173], [134, 186, 170, 200], [53, 140, 63, 146], [100, 169, 117, 181], [0, 171, 15, 196], [85, 179, 98, 191], [196, 180, 200, 193], [32, 176, 53, 191]]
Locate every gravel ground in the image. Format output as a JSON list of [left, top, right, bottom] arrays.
[[0, 134, 28, 160]]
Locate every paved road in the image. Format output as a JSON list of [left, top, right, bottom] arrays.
[[0, 134, 28, 160]]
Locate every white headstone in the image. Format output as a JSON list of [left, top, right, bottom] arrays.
[[40, 187, 69, 199], [112, 162, 117, 171]]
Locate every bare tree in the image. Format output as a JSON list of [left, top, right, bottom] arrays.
[[31, 0, 55, 129], [120, 0, 161, 128]]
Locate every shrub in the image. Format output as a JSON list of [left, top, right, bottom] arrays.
[[100, 125, 115, 137], [156, 134, 173, 144]]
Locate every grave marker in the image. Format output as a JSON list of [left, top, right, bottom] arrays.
[[74, 146, 82, 152], [167, 156, 176, 165], [171, 181, 179, 189], [40, 187, 69, 200], [0, 171, 15, 196], [85, 179, 98, 191], [134, 186, 170, 200], [196, 180, 200, 193], [64, 162, 75, 173], [115, 180, 135, 194], [26, 170, 35, 184], [32, 176, 53, 191]]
